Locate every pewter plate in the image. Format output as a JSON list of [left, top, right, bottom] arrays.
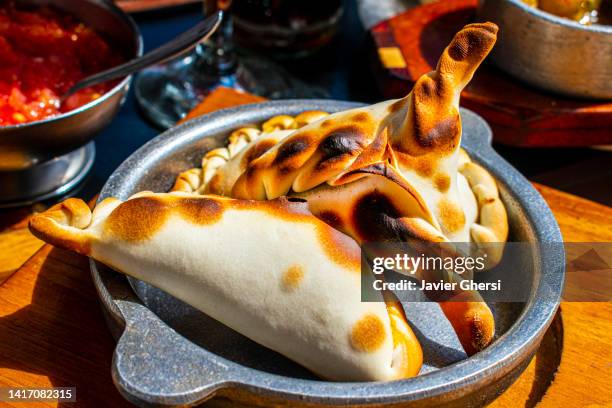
[[90, 100, 564, 407], [478, 0, 612, 99]]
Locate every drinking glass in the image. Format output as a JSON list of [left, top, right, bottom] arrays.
[[135, 0, 330, 129]]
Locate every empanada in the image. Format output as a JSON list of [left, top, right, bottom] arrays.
[[30, 193, 422, 381], [174, 22, 507, 254], [171, 22, 506, 355]]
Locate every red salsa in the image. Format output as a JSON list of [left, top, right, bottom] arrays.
[[0, 2, 125, 126]]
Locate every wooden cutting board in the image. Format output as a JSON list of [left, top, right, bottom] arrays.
[[1, 88, 611, 407], [370, 0, 612, 147]]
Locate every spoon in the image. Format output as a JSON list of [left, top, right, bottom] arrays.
[[62, 11, 223, 101]]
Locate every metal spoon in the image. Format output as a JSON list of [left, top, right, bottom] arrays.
[[62, 11, 223, 101]]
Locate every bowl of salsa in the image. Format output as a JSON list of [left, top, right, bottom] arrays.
[[0, 1, 129, 126], [0, 0, 141, 205]]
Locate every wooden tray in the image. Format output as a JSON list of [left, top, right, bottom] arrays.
[[370, 0, 612, 147]]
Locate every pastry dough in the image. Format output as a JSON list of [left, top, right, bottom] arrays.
[[30, 193, 421, 381], [171, 23, 506, 355], [174, 22, 507, 249]]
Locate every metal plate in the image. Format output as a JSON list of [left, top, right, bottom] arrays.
[[91, 100, 564, 407], [0, 142, 95, 208], [478, 0, 612, 99]]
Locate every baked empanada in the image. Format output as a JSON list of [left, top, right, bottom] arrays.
[[171, 22, 506, 355], [30, 193, 422, 381], [174, 22, 507, 254]]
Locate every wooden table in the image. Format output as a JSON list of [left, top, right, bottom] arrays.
[[116, 0, 201, 13], [1, 88, 611, 407]]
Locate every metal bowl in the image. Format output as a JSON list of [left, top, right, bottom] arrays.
[[478, 0, 612, 99], [0, 0, 142, 207], [91, 100, 564, 407]]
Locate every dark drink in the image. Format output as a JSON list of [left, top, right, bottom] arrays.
[[231, 0, 343, 58]]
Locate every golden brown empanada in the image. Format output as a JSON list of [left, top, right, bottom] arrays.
[[171, 22, 506, 355], [30, 193, 422, 381], [174, 23, 507, 252]]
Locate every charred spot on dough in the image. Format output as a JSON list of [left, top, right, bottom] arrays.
[[414, 158, 435, 177], [341, 162, 431, 217], [395, 152, 436, 178], [434, 173, 451, 192], [177, 197, 224, 225], [347, 128, 389, 172], [350, 112, 370, 123], [437, 198, 466, 233], [317, 210, 343, 230], [315, 224, 361, 271], [241, 139, 278, 169], [418, 76, 439, 99], [354, 191, 401, 218], [308, 127, 366, 175], [448, 34, 472, 62], [234, 196, 311, 221], [414, 116, 459, 151], [281, 265, 304, 291], [106, 196, 169, 242], [277, 163, 298, 176], [352, 192, 404, 241], [206, 172, 224, 195], [388, 99, 405, 113], [351, 190, 437, 242], [321, 119, 334, 128], [244, 163, 259, 179], [272, 136, 311, 165], [404, 78, 460, 155], [449, 27, 495, 63], [350, 314, 386, 352], [319, 127, 365, 161]]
